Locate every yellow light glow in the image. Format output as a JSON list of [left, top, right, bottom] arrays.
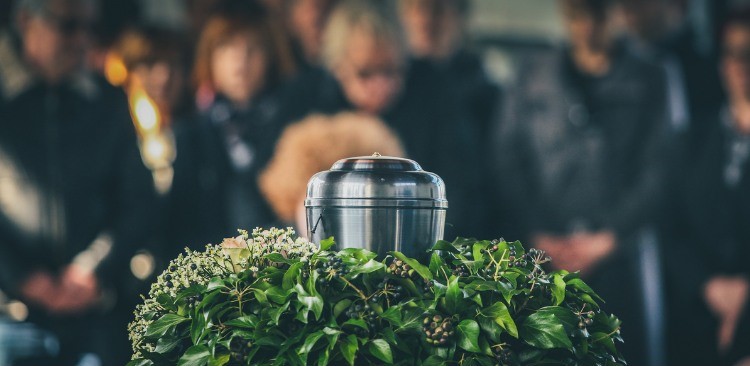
[[129, 88, 160, 134], [104, 52, 128, 86]]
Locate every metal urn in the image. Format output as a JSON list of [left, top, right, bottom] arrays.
[[305, 154, 447, 259]]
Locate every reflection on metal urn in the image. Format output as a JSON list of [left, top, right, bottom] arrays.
[[305, 154, 447, 259]]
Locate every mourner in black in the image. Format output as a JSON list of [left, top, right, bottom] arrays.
[[0, 0, 156, 364], [492, 0, 672, 364]]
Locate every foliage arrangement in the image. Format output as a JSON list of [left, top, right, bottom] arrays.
[[128, 227, 625, 366]]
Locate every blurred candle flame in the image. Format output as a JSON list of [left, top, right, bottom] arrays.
[[129, 87, 161, 135], [104, 51, 128, 87]]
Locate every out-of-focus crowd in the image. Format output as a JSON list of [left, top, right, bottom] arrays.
[[0, 0, 748, 365]]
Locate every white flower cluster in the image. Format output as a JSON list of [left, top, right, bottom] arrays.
[[128, 227, 318, 359]]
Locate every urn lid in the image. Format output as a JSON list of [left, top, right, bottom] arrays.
[[305, 154, 448, 208]]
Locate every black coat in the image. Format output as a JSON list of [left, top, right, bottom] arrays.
[[492, 45, 672, 241], [165, 91, 282, 254], [275, 64, 490, 239]]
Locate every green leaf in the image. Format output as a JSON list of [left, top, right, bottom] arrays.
[[431, 240, 460, 253], [320, 237, 336, 251], [390, 252, 432, 280], [428, 251, 445, 274], [208, 354, 230, 366], [445, 276, 461, 314], [154, 335, 182, 353], [422, 356, 447, 366], [552, 274, 566, 305], [190, 308, 209, 344], [520, 311, 573, 349], [126, 359, 154, 366], [456, 319, 481, 353], [283, 262, 304, 290], [534, 306, 578, 334], [339, 334, 358, 366], [177, 345, 211, 366], [592, 332, 618, 354], [224, 315, 257, 328], [367, 339, 393, 364], [566, 278, 604, 303], [266, 286, 289, 304], [381, 306, 403, 326], [480, 302, 518, 338], [295, 283, 324, 321], [145, 314, 189, 338], [334, 299, 353, 318], [349, 258, 385, 276], [300, 330, 325, 355]]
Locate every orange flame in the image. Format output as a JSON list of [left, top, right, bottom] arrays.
[[104, 52, 128, 87], [129, 86, 161, 136]]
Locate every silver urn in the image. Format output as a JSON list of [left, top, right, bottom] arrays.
[[305, 154, 447, 259]]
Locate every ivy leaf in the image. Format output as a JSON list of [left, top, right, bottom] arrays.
[[334, 299, 353, 318], [456, 319, 481, 353], [177, 345, 211, 366], [265, 252, 294, 264], [320, 237, 336, 251], [300, 330, 325, 360], [428, 251, 445, 274], [190, 308, 209, 344], [154, 336, 182, 353], [534, 307, 578, 334], [349, 258, 385, 276], [381, 307, 403, 327], [520, 311, 573, 349], [339, 334, 358, 366], [422, 356, 447, 366], [283, 262, 304, 290], [389, 252, 433, 280], [431, 240, 460, 253], [367, 339, 393, 364], [126, 359, 153, 366], [480, 302, 518, 338], [145, 314, 189, 338], [445, 276, 461, 314], [592, 332, 618, 355], [208, 354, 230, 366], [224, 315, 257, 329], [552, 274, 566, 305]]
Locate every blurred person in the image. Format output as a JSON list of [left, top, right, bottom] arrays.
[[399, 0, 500, 138], [491, 0, 672, 363], [283, 0, 338, 69], [166, 0, 296, 252], [114, 25, 189, 120], [276, 0, 488, 240], [662, 8, 750, 366], [259, 112, 405, 232], [0, 0, 156, 364], [619, 0, 724, 155]]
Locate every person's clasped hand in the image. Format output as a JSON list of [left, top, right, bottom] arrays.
[[704, 275, 749, 352], [533, 230, 616, 277], [20, 264, 101, 314]]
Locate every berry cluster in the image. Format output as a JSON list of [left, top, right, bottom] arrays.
[[316, 256, 349, 285], [387, 259, 412, 278], [577, 309, 595, 329], [229, 338, 252, 364], [452, 264, 469, 277], [345, 302, 378, 334], [423, 314, 454, 346], [184, 294, 202, 307], [372, 279, 407, 303], [492, 347, 514, 365]]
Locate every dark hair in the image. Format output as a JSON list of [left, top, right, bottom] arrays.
[[115, 26, 184, 71], [723, 6, 750, 36], [561, 0, 615, 21]]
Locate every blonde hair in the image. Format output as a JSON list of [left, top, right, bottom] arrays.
[[259, 112, 405, 222], [321, 0, 406, 70]]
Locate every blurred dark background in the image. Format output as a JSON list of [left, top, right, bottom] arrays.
[[1, 0, 750, 365]]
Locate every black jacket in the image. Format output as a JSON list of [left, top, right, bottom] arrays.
[[165, 91, 282, 253], [0, 31, 156, 300], [492, 45, 672, 241]]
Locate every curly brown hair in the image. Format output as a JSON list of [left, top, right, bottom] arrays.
[[259, 112, 405, 222]]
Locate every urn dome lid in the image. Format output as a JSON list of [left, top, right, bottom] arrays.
[[305, 154, 448, 208]]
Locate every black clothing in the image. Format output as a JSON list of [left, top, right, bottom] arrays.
[[166, 91, 282, 253], [492, 45, 672, 365], [275, 65, 488, 239], [0, 30, 156, 365], [493, 46, 671, 241], [662, 110, 750, 365], [411, 51, 501, 140]]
